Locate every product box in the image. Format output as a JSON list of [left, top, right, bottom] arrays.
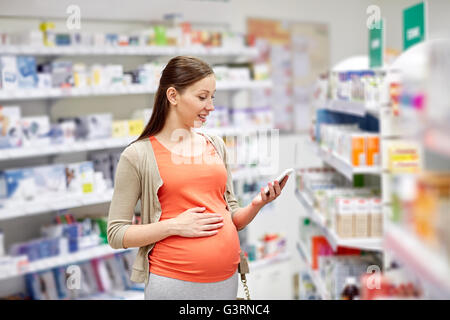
[[89, 152, 113, 187], [51, 61, 73, 88], [350, 134, 366, 166], [73, 63, 88, 88], [366, 134, 380, 166], [335, 197, 354, 238], [65, 161, 95, 194], [353, 198, 369, 238], [112, 120, 129, 138], [0, 105, 22, 148], [1, 167, 35, 202], [21, 116, 51, 147], [127, 119, 144, 137], [0, 55, 18, 91], [86, 113, 112, 140], [58, 117, 88, 140], [33, 164, 67, 198], [17, 56, 38, 89]]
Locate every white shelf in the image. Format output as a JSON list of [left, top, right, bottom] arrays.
[[0, 45, 259, 58], [295, 189, 383, 252], [324, 99, 366, 117], [0, 189, 115, 221], [0, 245, 133, 280], [312, 143, 381, 180], [0, 127, 274, 162], [384, 222, 450, 299], [0, 80, 272, 101], [0, 136, 137, 161], [296, 241, 330, 300], [248, 251, 291, 271]]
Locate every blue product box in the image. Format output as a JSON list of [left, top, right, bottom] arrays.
[[16, 56, 38, 89], [2, 167, 35, 201], [32, 164, 67, 197], [52, 267, 69, 299], [21, 115, 51, 147], [0, 105, 22, 149]]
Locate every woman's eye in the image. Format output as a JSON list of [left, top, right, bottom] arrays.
[[199, 96, 206, 101]]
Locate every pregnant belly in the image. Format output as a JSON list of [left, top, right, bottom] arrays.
[[149, 212, 241, 282]]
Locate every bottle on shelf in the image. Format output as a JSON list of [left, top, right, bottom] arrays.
[[341, 276, 360, 300]]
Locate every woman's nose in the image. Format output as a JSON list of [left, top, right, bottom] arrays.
[[206, 102, 215, 111]]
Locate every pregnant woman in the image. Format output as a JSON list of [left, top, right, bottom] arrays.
[[107, 56, 288, 300]]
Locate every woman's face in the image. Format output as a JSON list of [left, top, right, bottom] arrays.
[[175, 74, 216, 129]]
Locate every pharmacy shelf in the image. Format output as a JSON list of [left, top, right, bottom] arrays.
[[0, 245, 133, 280], [423, 126, 450, 159], [324, 99, 366, 117], [197, 126, 273, 137], [312, 143, 381, 180], [296, 241, 330, 300], [0, 127, 273, 162], [85, 289, 144, 300], [295, 189, 383, 252], [248, 250, 291, 271], [0, 45, 259, 57], [0, 136, 137, 161], [0, 80, 272, 101], [0, 189, 115, 221], [384, 222, 450, 299]]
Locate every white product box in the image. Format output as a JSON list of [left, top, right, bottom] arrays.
[[86, 113, 112, 140], [65, 161, 95, 194], [0, 105, 22, 148], [32, 164, 67, 199], [0, 55, 18, 90], [21, 116, 51, 147]]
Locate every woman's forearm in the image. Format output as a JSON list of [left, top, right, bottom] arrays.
[[232, 202, 264, 231], [122, 220, 176, 248]]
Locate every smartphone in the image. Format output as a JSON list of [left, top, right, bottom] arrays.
[[263, 168, 294, 195]]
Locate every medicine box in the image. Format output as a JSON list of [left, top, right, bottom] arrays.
[[1, 167, 35, 202], [86, 113, 112, 140], [112, 120, 129, 138], [33, 164, 67, 197], [0, 105, 22, 148], [17, 56, 38, 89], [0, 55, 18, 91], [65, 161, 94, 194], [21, 116, 51, 147]]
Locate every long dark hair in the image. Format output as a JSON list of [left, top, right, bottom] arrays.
[[133, 56, 214, 143]]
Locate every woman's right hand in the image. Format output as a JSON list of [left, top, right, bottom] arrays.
[[169, 207, 224, 237]]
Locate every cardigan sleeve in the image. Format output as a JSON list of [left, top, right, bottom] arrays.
[[214, 135, 241, 216], [107, 146, 142, 249]]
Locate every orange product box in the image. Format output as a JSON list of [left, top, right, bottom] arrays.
[[311, 235, 331, 270], [366, 134, 380, 166], [351, 134, 366, 166]]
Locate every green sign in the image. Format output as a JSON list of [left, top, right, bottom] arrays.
[[403, 2, 426, 50], [369, 19, 384, 68]]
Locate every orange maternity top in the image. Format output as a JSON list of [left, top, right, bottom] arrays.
[[148, 135, 241, 282]]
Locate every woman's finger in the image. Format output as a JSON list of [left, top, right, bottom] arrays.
[[260, 187, 267, 202], [201, 223, 224, 231], [268, 182, 275, 198], [274, 180, 282, 195]]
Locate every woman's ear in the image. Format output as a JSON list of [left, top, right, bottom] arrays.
[[166, 87, 178, 106]]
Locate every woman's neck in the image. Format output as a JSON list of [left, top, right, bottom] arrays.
[[156, 114, 196, 144]]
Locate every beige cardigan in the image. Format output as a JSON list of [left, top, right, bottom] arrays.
[[107, 133, 249, 284]]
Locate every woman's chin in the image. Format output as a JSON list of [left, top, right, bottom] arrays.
[[193, 120, 204, 128]]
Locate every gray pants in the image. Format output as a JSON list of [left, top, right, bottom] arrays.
[[145, 271, 238, 300]]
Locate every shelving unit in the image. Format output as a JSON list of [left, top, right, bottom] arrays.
[[311, 142, 381, 181], [0, 245, 133, 280], [296, 241, 330, 300], [384, 222, 450, 298], [0, 80, 272, 101], [294, 190, 383, 252], [0, 45, 259, 57]]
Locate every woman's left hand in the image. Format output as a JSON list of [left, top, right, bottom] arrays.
[[251, 176, 289, 208]]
